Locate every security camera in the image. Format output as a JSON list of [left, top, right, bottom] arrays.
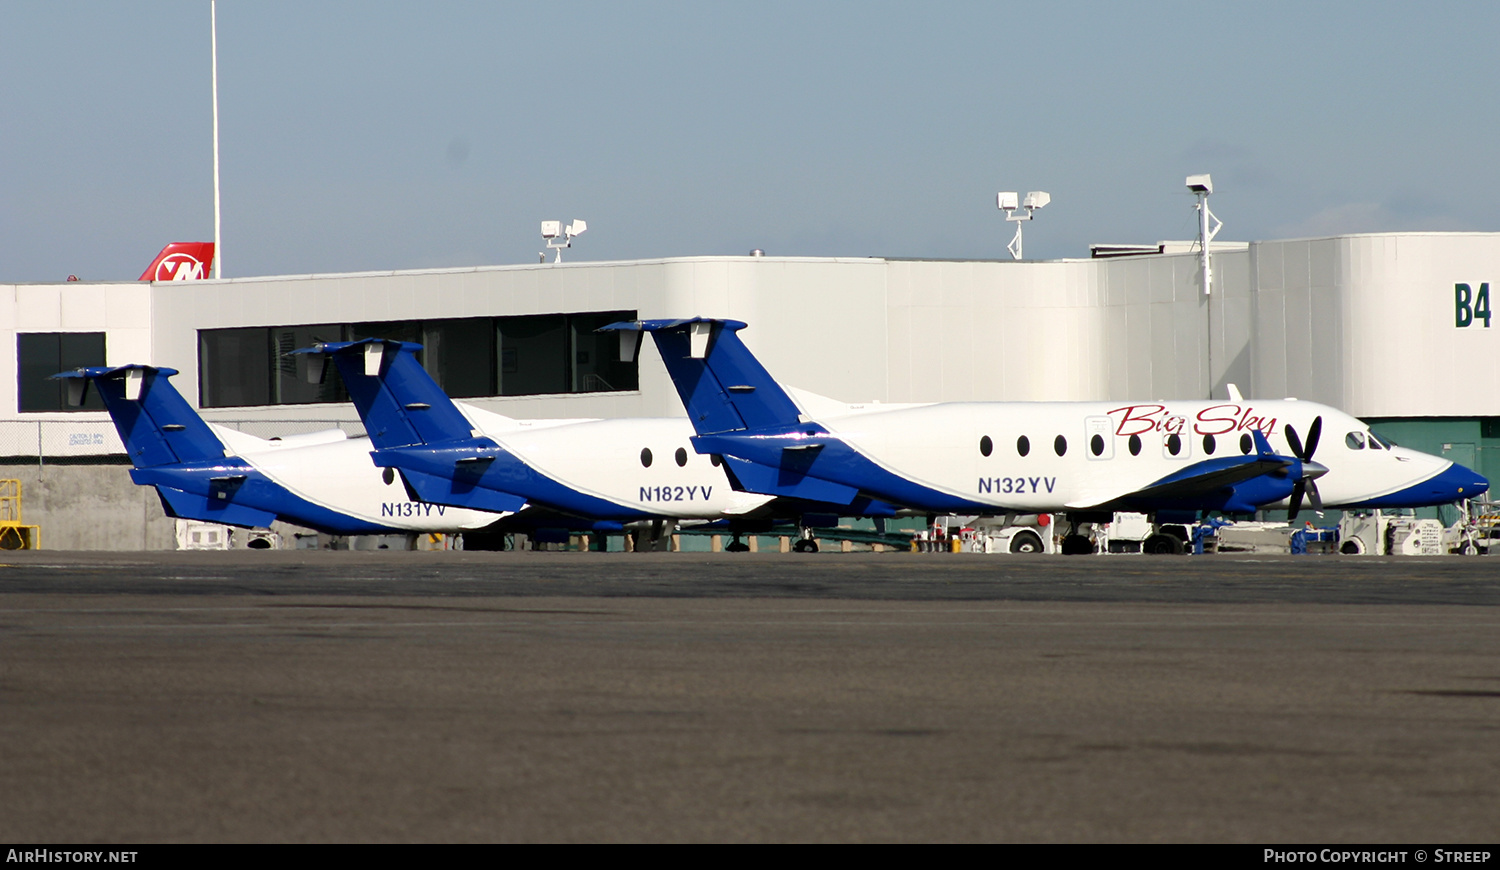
[[997, 191, 1019, 211], [1185, 174, 1213, 194], [1023, 191, 1051, 210], [541, 220, 561, 239], [565, 219, 587, 239]]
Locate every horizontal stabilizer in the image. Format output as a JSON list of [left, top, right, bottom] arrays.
[[719, 454, 861, 506], [153, 484, 278, 529], [388, 466, 529, 515]]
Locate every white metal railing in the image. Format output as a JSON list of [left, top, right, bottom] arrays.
[[0, 419, 366, 462]]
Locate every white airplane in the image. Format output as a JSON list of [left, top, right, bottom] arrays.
[[55, 365, 509, 537], [289, 338, 893, 548], [608, 318, 1489, 553]]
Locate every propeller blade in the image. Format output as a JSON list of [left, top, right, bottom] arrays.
[[1303, 416, 1322, 460], [1307, 479, 1323, 513], [1286, 424, 1304, 460], [1288, 480, 1305, 521]]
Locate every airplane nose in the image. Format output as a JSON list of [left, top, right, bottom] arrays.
[[1349, 461, 1489, 509], [1459, 465, 1490, 499], [1422, 462, 1489, 502]]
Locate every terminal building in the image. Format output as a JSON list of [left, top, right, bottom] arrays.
[[4, 231, 1498, 549]]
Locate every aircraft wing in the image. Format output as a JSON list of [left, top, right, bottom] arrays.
[[1067, 452, 1298, 513]]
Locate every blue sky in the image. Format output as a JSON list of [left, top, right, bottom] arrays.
[[4, 1, 1498, 281]]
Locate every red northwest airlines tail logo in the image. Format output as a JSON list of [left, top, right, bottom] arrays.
[[139, 242, 215, 282]]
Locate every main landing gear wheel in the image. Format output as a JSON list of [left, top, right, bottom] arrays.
[[793, 538, 819, 553], [1143, 534, 1185, 555], [1009, 530, 1044, 554], [1060, 534, 1093, 555], [725, 535, 750, 552]]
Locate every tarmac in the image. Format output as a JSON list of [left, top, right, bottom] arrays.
[[1, 549, 1497, 842]]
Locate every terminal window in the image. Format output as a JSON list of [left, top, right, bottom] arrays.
[[17, 332, 107, 413], [198, 311, 638, 408]]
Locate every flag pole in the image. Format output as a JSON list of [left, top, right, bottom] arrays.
[[211, 0, 222, 278]]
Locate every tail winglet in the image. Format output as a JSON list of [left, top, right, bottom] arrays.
[[600, 318, 803, 434], [52, 366, 227, 468]]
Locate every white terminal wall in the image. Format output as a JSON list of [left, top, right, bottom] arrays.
[[0, 281, 153, 419], [1249, 233, 1500, 416], [2, 232, 1497, 435]]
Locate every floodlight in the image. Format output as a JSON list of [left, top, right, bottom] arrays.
[[997, 188, 1050, 259], [1186, 174, 1213, 195], [541, 218, 588, 262]]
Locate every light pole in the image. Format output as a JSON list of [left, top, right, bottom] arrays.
[[1187, 173, 1223, 399], [1187, 174, 1220, 295]]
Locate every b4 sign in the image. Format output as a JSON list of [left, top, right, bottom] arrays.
[[1456, 283, 1491, 328]]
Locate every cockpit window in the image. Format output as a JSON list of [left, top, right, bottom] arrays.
[[1368, 432, 1395, 449], [1345, 432, 1366, 449]]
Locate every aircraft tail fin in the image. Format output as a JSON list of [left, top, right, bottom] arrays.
[[51, 366, 227, 468], [292, 339, 476, 448], [600, 318, 804, 434], [139, 243, 215, 282]]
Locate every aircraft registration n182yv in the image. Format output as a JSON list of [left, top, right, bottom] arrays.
[[291, 339, 772, 525], [54, 365, 508, 536], [607, 318, 1488, 529], [289, 338, 897, 544]]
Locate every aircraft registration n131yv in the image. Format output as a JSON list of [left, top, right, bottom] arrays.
[[607, 318, 1488, 530], [54, 365, 508, 536]]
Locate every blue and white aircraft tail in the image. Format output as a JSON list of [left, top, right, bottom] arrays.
[[294, 339, 778, 524], [289, 339, 534, 517], [292, 338, 895, 535], [54, 365, 508, 535], [608, 318, 1487, 520]]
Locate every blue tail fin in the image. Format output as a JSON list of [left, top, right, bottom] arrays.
[[52, 366, 226, 468], [600, 318, 803, 434], [291, 339, 475, 448]]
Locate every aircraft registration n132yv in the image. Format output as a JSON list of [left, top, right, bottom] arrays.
[[607, 318, 1488, 534], [54, 365, 508, 537]]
